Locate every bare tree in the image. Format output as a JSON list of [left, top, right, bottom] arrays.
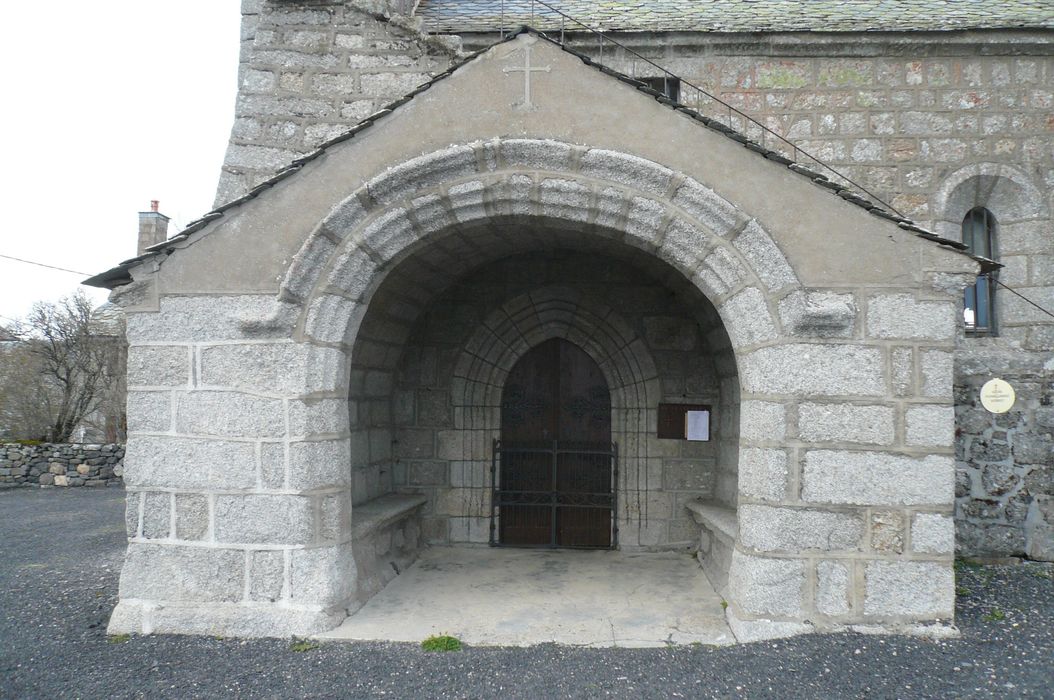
[[0, 291, 124, 442], [0, 343, 53, 440], [77, 308, 127, 443]]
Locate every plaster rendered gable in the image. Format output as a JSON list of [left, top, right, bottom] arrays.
[[91, 31, 979, 305]]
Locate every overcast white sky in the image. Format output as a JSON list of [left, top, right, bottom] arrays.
[[0, 3, 241, 326]]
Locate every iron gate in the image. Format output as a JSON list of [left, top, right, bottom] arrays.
[[490, 439, 618, 549]]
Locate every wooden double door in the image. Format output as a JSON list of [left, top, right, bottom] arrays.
[[497, 338, 615, 548]]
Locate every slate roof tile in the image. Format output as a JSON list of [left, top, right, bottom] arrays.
[[415, 0, 1054, 33]]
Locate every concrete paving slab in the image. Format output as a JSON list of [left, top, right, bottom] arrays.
[[319, 546, 734, 647]]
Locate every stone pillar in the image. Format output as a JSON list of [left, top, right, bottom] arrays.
[[109, 294, 355, 637], [726, 283, 965, 641]]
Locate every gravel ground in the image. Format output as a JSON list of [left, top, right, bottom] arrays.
[[1, 488, 1051, 699]]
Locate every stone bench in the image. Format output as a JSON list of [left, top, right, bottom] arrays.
[[684, 499, 737, 596], [352, 493, 428, 541], [350, 493, 428, 611]]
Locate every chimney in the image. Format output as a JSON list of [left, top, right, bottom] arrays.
[[137, 200, 170, 256]]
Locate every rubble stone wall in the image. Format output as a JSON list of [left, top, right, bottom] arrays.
[[222, 12, 1054, 233], [0, 443, 124, 488], [955, 346, 1054, 561], [559, 35, 1054, 221]]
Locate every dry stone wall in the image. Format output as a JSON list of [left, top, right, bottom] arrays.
[[0, 443, 124, 488]]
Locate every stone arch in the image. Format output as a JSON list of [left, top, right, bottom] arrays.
[[278, 140, 801, 544], [930, 162, 1049, 333], [930, 162, 1046, 238], [443, 287, 664, 538], [451, 285, 660, 424], [278, 139, 804, 613], [285, 139, 800, 361]]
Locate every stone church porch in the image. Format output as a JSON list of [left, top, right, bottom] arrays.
[[319, 545, 733, 647], [368, 247, 740, 552], [95, 32, 978, 640]]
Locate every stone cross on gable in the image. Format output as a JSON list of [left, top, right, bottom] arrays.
[[503, 43, 551, 110]]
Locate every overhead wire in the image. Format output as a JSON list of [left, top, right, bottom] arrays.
[[0, 253, 90, 277], [991, 276, 1054, 321]]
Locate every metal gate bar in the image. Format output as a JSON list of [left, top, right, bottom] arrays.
[[490, 439, 619, 549]]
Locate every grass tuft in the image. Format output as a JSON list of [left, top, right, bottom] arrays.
[[289, 638, 321, 653], [982, 608, 1006, 622], [422, 634, 462, 652], [107, 634, 131, 644]]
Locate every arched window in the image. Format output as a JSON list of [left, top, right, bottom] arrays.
[[962, 207, 996, 333]]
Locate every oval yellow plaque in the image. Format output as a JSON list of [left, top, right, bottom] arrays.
[[980, 378, 1015, 414]]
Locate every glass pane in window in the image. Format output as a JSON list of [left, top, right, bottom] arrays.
[[961, 207, 995, 332], [964, 284, 978, 328], [975, 278, 991, 329]]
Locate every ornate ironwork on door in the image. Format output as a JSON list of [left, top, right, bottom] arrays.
[[492, 338, 617, 549]]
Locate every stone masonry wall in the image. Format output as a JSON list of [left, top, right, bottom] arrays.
[[955, 345, 1054, 560], [217, 0, 458, 205], [219, 13, 1053, 353], [386, 251, 730, 548], [0, 443, 124, 488], [212, 6, 1051, 563], [224, 16, 1054, 229], [113, 297, 361, 637], [575, 38, 1054, 221]]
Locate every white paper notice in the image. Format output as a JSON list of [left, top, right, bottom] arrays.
[[685, 410, 710, 441]]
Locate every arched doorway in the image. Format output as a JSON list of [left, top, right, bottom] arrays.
[[497, 338, 615, 548]]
